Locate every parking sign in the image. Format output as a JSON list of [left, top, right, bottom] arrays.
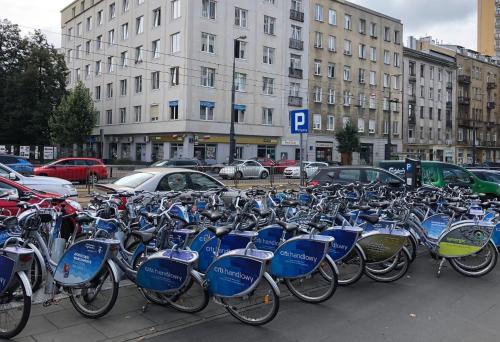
[[290, 110, 309, 134]]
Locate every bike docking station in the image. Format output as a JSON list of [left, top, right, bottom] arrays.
[[405, 158, 422, 190]]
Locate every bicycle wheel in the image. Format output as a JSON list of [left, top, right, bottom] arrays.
[[337, 245, 365, 286], [285, 256, 338, 303], [364, 248, 411, 283], [69, 262, 119, 318], [29, 252, 43, 293], [449, 241, 498, 278], [221, 273, 280, 326], [163, 275, 210, 313], [0, 272, 31, 339]]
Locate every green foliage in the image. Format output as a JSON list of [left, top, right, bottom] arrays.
[[335, 120, 361, 155], [0, 20, 67, 145], [50, 81, 97, 147]]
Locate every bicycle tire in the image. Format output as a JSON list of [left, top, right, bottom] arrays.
[[364, 247, 411, 283], [164, 275, 210, 313], [0, 272, 31, 339], [337, 244, 365, 286], [448, 241, 498, 278]]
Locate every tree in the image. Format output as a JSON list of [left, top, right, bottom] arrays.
[[335, 120, 360, 165], [49, 81, 97, 150]]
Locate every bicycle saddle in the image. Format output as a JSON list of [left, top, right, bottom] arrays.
[[351, 204, 371, 211], [75, 213, 94, 225], [307, 222, 328, 232], [208, 225, 233, 239], [201, 210, 223, 222], [358, 214, 380, 225], [281, 200, 299, 207], [275, 220, 298, 232], [448, 206, 468, 214], [131, 227, 157, 244], [371, 201, 390, 209], [252, 208, 272, 218]]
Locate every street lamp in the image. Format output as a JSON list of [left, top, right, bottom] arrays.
[[229, 35, 247, 164], [385, 73, 403, 160]]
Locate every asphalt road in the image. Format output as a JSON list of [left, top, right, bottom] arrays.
[[145, 251, 500, 342]]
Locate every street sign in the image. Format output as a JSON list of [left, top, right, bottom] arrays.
[[290, 109, 309, 134]]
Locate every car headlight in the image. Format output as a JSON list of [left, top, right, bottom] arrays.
[[66, 199, 82, 211]]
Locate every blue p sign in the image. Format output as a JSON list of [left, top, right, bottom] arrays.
[[291, 110, 309, 134]]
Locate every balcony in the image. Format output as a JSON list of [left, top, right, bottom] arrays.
[[288, 96, 303, 107], [487, 81, 497, 89], [446, 82, 453, 90], [408, 74, 416, 83], [408, 138, 416, 144], [488, 101, 496, 110], [408, 94, 416, 103], [446, 119, 453, 128], [288, 67, 303, 79], [458, 96, 470, 105], [289, 38, 304, 50], [458, 75, 471, 84], [458, 116, 472, 126], [290, 9, 304, 22], [446, 101, 453, 109]]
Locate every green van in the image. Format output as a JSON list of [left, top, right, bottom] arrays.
[[376, 161, 500, 197]]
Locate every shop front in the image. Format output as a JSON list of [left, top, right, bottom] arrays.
[[359, 143, 374, 165], [315, 142, 333, 162]]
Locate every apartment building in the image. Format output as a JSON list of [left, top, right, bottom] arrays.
[[307, 0, 403, 164], [402, 45, 457, 162], [61, 0, 309, 162], [477, 0, 500, 58]]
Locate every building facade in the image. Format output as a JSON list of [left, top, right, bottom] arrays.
[[477, 0, 500, 58], [61, 0, 310, 163], [402, 46, 457, 162], [307, 0, 404, 164]]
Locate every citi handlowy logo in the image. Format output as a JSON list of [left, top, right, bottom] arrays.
[[213, 266, 255, 283], [279, 250, 318, 263]]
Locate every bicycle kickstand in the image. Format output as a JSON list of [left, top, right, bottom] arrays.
[[436, 258, 446, 278]]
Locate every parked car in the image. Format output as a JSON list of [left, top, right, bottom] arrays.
[[209, 162, 228, 174], [96, 168, 225, 193], [284, 162, 328, 179], [0, 163, 77, 197], [308, 166, 405, 187], [150, 158, 202, 170], [469, 169, 500, 183], [219, 160, 269, 179], [274, 159, 297, 174], [377, 160, 500, 197], [34, 158, 108, 184], [0, 154, 34, 175], [251, 157, 276, 168]]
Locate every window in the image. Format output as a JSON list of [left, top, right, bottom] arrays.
[[313, 87, 322, 102], [344, 39, 352, 55], [170, 101, 179, 120], [120, 51, 128, 67], [263, 46, 275, 64], [119, 108, 126, 123], [369, 22, 377, 37], [171, 32, 180, 52], [370, 47, 377, 62], [150, 105, 160, 121], [108, 29, 115, 45], [327, 115, 335, 130], [201, 67, 215, 87], [264, 16, 276, 35], [328, 88, 335, 104], [119, 79, 127, 95], [96, 35, 103, 49], [344, 14, 351, 30], [135, 75, 143, 93], [383, 73, 390, 88], [358, 118, 365, 132], [313, 114, 321, 130], [328, 35, 336, 52], [314, 32, 323, 48], [235, 72, 247, 92], [68, 27, 73, 41], [86, 16, 92, 31], [151, 71, 160, 90], [153, 8, 161, 27], [202, 0, 216, 19], [359, 19, 366, 34], [384, 50, 390, 64], [170, 66, 180, 85], [358, 93, 365, 107], [134, 106, 142, 122], [235, 40, 246, 59], [85, 64, 90, 78], [136, 16, 144, 34], [135, 46, 143, 62], [76, 45, 81, 59], [109, 2, 116, 19], [77, 22, 82, 36], [95, 111, 100, 126], [290, 54, 301, 69], [394, 53, 401, 67], [123, 0, 129, 12], [359, 68, 365, 84], [369, 71, 376, 85], [235, 7, 248, 28], [327, 63, 335, 78], [151, 39, 161, 58], [394, 30, 400, 44], [314, 60, 321, 75], [107, 56, 114, 72], [291, 25, 302, 40], [384, 26, 391, 41], [76, 68, 81, 81], [85, 40, 91, 54], [328, 9, 336, 25], [201, 32, 215, 53], [369, 119, 375, 133], [263, 77, 274, 95], [172, 0, 181, 19], [234, 106, 245, 123], [358, 44, 366, 59], [95, 60, 102, 75], [343, 66, 351, 81], [369, 95, 376, 109], [343, 91, 351, 106], [121, 23, 129, 40], [262, 108, 273, 125], [291, 0, 302, 11], [95, 86, 101, 100], [315, 4, 323, 21], [97, 10, 103, 25], [429, 87, 433, 100], [200, 102, 215, 120], [106, 110, 113, 125], [429, 107, 433, 119]]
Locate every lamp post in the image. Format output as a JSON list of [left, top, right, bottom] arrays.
[[385, 73, 402, 160], [229, 35, 247, 164]]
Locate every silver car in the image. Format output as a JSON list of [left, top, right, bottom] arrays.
[[219, 160, 269, 179]]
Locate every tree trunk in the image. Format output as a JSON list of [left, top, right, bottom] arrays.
[[341, 152, 352, 165]]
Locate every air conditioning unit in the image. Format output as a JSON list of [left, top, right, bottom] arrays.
[[369, 128, 375, 134]]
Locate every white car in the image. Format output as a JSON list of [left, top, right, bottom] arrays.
[[219, 160, 269, 179], [284, 162, 329, 179], [0, 163, 77, 197]]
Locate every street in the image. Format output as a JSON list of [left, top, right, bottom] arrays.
[[15, 250, 500, 342]]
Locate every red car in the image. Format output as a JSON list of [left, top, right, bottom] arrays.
[[274, 159, 298, 174], [0, 176, 81, 239], [34, 158, 108, 184]]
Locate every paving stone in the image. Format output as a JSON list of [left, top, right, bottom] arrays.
[[33, 323, 106, 342], [90, 311, 156, 339]]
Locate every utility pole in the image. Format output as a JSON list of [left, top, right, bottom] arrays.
[[229, 36, 246, 164]]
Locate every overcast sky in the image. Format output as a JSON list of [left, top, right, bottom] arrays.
[[0, 0, 477, 50]]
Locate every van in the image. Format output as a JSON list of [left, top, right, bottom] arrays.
[[376, 160, 500, 197]]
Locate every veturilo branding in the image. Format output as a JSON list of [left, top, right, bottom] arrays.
[[213, 266, 255, 283], [279, 250, 318, 264]]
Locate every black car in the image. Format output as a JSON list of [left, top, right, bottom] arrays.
[[150, 158, 202, 170], [308, 166, 404, 187]]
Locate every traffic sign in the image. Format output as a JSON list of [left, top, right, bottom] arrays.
[[290, 109, 309, 134]]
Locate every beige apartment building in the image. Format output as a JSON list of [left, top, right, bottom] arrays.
[[477, 0, 500, 58], [307, 0, 403, 164]]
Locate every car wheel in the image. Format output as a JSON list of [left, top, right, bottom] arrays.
[[261, 171, 269, 179], [87, 173, 99, 184]]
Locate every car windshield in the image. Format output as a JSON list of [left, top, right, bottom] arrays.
[[230, 160, 243, 166], [113, 172, 154, 188], [150, 160, 168, 167], [474, 171, 500, 183]]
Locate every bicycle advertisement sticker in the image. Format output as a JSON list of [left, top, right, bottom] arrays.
[[206, 256, 262, 297], [136, 257, 189, 292], [0, 255, 15, 293], [270, 239, 325, 278]]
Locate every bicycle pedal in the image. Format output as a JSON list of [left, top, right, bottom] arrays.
[[42, 299, 53, 307]]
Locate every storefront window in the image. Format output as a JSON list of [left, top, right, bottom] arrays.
[[152, 143, 164, 162], [359, 143, 373, 165], [109, 143, 117, 160], [194, 144, 217, 161], [136, 143, 145, 161], [315, 142, 333, 162], [236, 146, 243, 159], [170, 143, 183, 159], [121, 143, 131, 160], [257, 145, 276, 159]]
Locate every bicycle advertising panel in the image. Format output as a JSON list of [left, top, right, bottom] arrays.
[[54, 239, 118, 286], [358, 229, 409, 263], [206, 255, 263, 297], [0, 255, 14, 293], [270, 235, 332, 278], [320, 226, 362, 261], [437, 221, 495, 258], [255, 225, 293, 252], [421, 214, 450, 240]]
